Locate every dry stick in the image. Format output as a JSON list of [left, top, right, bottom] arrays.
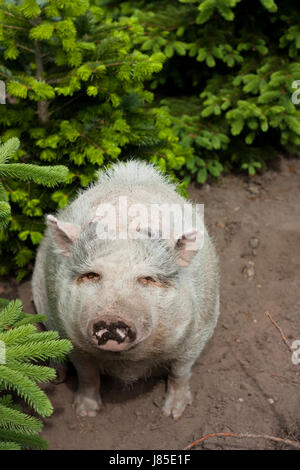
[[265, 311, 293, 353], [184, 432, 300, 450]]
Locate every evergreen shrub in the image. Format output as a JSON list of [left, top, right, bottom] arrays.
[[0, 0, 299, 275]]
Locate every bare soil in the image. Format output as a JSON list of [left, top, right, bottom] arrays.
[[2, 156, 300, 450]]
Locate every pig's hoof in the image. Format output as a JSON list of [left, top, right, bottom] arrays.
[[74, 394, 102, 417], [162, 388, 192, 420]]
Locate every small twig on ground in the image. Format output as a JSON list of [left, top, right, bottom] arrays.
[[265, 311, 293, 353], [184, 432, 300, 450], [235, 353, 299, 383]]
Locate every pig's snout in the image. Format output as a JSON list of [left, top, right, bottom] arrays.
[[88, 316, 137, 352]]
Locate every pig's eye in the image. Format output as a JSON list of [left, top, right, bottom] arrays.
[[77, 272, 101, 283], [138, 276, 166, 287], [139, 276, 155, 284]]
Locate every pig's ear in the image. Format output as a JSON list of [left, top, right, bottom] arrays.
[[174, 230, 202, 267], [47, 215, 81, 257]]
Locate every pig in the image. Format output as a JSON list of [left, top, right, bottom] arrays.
[[32, 160, 219, 420]]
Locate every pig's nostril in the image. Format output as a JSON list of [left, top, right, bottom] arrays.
[[92, 320, 136, 346]]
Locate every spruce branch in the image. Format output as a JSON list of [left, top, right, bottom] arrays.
[[0, 365, 54, 417], [0, 429, 48, 450], [0, 404, 43, 435], [5, 339, 72, 363], [0, 201, 11, 229], [0, 440, 22, 450], [8, 362, 56, 384], [0, 182, 9, 202], [0, 300, 23, 329], [13, 313, 46, 327], [0, 324, 37, 345], [0, 298, 72, 449], [0, 163, 69, 187], [0, 137, 69, 231], [0, 137, 20, 164]]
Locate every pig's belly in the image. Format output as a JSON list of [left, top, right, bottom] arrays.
[[97, 357, 170, 383]]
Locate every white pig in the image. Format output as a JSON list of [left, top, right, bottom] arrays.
[[32, 161, 219, 419]]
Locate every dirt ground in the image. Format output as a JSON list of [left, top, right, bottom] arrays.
[[1, 156, 300, 450]]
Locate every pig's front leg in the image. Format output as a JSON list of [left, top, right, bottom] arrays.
[[71, 350, 102, 417], [162, 360, 193, 420]]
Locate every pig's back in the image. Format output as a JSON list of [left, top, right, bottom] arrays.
[[57, 161, 185, 226]]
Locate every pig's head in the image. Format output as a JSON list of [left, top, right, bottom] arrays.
[[47, 215, 202, 353]]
